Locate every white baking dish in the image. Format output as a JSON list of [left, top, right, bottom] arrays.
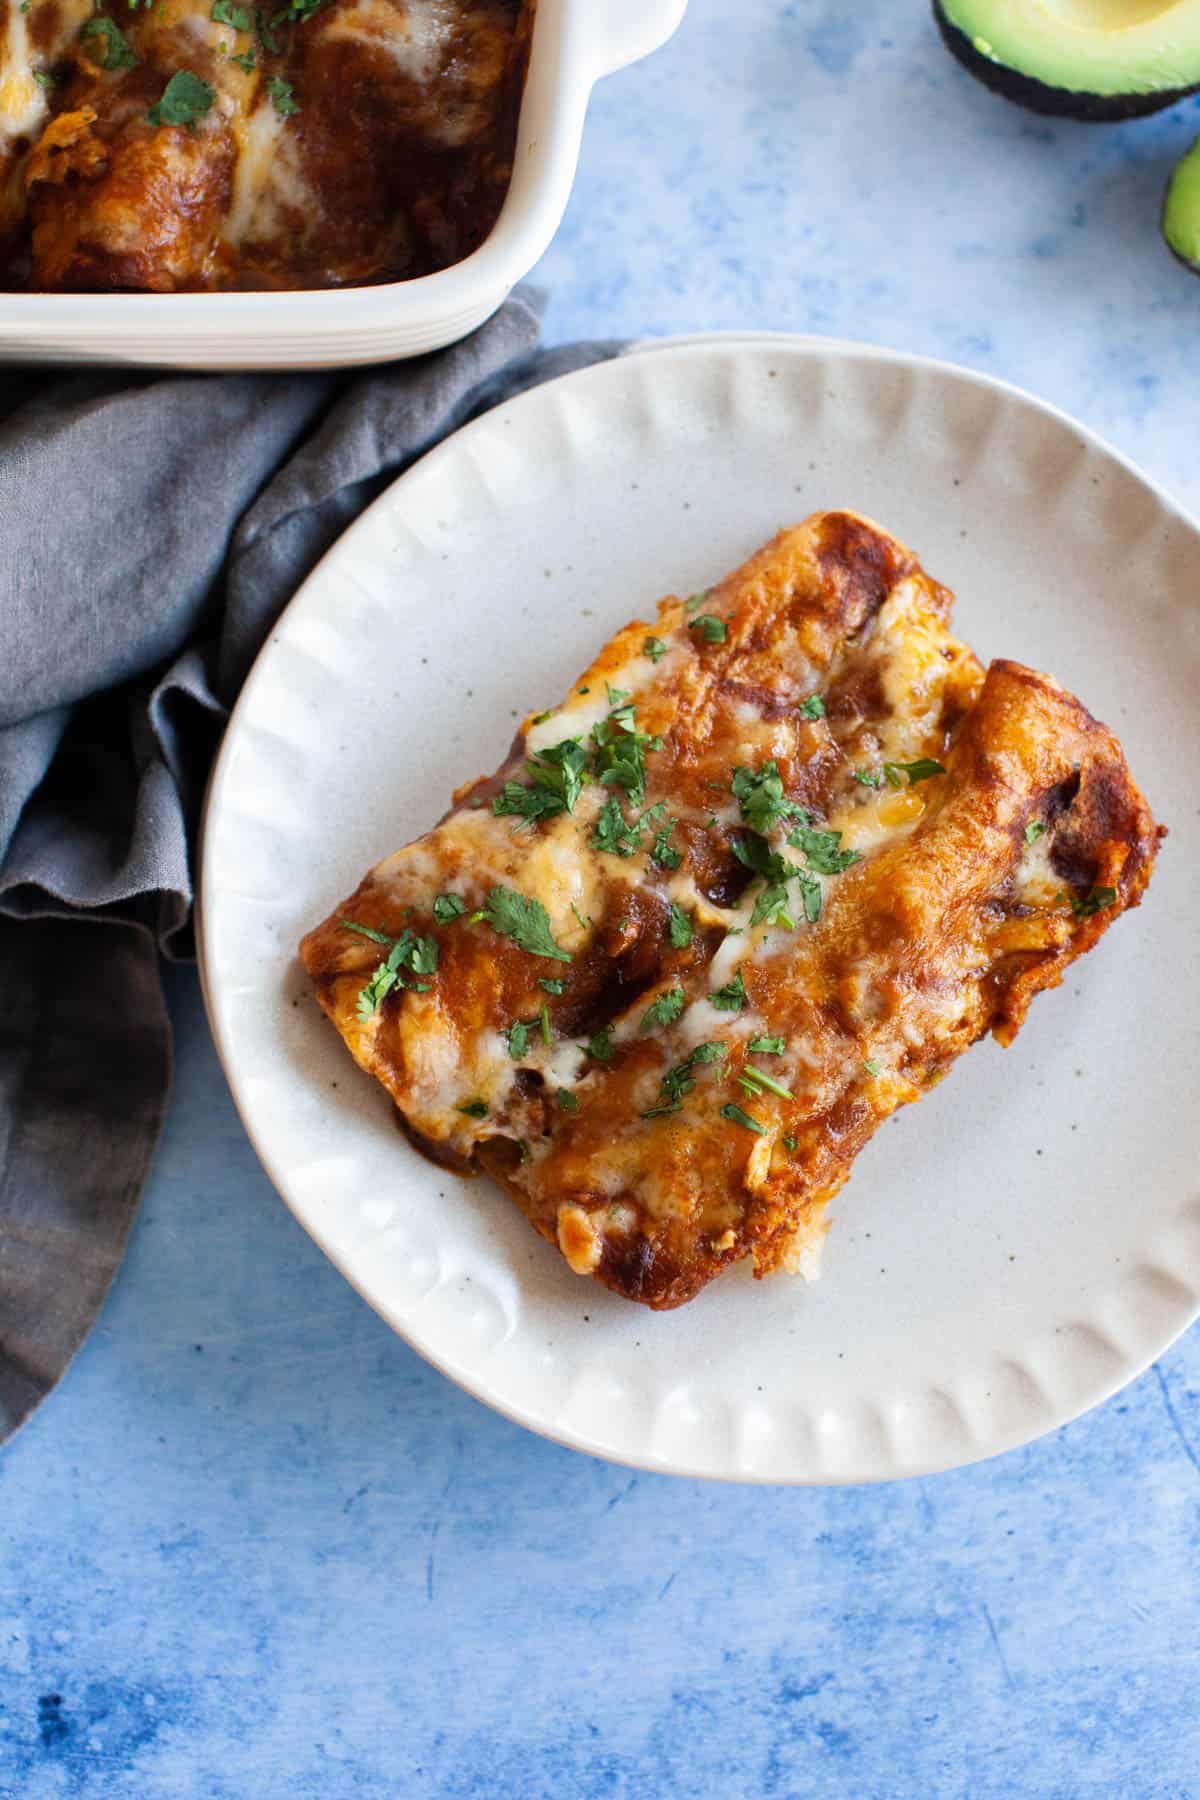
[[0, 0, 686, 370]]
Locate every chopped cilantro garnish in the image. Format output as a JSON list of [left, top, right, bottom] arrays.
[[689, 614, 728, 644], [720, 1102, 767, 1136], [798, 694, 825, 720], [555, 1088, 578, 1112], [710, 970, 747, 1011], [506, 1020, 530, 1060], [641, 1041, 726, 1117], [255, 6, 281, 47], [782, 1134, 797, 1151], [32, 68, 55, 86], [433, 893, 467, 923], [494, 736, 588, 825], [650, 816, 682, 869], [668, 903, 693, 949], [788, 824, 862, 875], [539, 978, 566, 995], [483, 886, 571, 962], [749, 1034, 786, 1055], [231, 46, 256, 69], [740, 1064, 793, 1100], [592, 795, 643, 858], [852, 768, 884, 789], [458, 1099, 488, 1119], [539, 1003, 552, 1047], [570, 902, 591, 933], [80, 14, 138, 66], [685, 591, 708, 615], [1024, 821, 1047, 845], [584, 1026, 614, 1062], [731, 761, 806, 834], [751, 882, 795, 930], [884, 758, 946, 787], [341, 921, 437, 1019], [267, 74, 299, 114], [643, 636, 666, 662], [863, 1058, 881, 1077], [212, 0, 252, 24], [340, 919, 393, 946], [641, 988, 685, 1033], [147, 69, 215, 128], [797, 869, 822, 923], [590, 703, 660, 806], [1070, 885, 1117, 917], [605, 682, 632, 706]]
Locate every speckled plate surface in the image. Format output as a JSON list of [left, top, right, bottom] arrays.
[[199, 335, 1200, 1483]]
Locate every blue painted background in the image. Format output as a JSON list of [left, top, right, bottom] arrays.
[[4, 4, 1200, 1795]]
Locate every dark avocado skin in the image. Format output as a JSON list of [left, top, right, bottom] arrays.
[[933, 1, 1197, 121]]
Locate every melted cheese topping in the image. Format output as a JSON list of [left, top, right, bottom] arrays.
[[301, 511, 1161, 1309]]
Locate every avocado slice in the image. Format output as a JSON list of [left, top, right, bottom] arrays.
[[1164, 134, 1200, 270], [934, 0, 1200, 120]]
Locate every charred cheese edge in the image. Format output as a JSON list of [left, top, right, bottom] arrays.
[[300, 510, 1163, 1311]]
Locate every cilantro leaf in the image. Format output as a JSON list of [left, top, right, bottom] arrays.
[[494, 736, 588, 825], [863, 1058, 881, 1077], [787, 824, 862, 875], [685, 591, 708, 615], [606, 682, 632, 706], [751, 882, 795, 930], [730, 830, 790, 881], [798, 694, 825, 720], [255, 7, 281, 49], [344, 922, 437, 1018], [720, 1102, 767, 1136], [749, 1034, 786, 1055], [668, 903, 693, 949], [884, 758, 946, 787], [584, 1026, 614, 1062], [340, 919, 393, 946], [852, 768, 884, 789], [1024, 821, 1047, 845], [147, 69, 215, 128], [731, 761, 806, 834], [641, 988, 685, 1033], [782, 1134, 797, 1151], [458, 1099, 488, 1118], [212, 0, 252, 24], [710, 970, 747, 1012], [433, 893, 467, 923], [539, 978, 566, 995], [689, 614, 727, 644], [590, 704, 660, 805], [592, 795, 643, 858], [267, 74, 299, 115], [506, 1020, 530, 1060], [740, 1064, 793, 1100], [797, 870, 822, 924], [1070, 885, 1117, 918], [641, 1041, 726, 1118], [80, 14, 138, 66], [483, 886, 571, 962], [650, 816, 682, 870], [643, 636, 666, 663], [231, 47, 256, 69], [555, 1088, 578, 1112]]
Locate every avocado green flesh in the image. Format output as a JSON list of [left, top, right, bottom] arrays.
[[1164, 136, 1200, 269], [940, 0, 1200, 98]]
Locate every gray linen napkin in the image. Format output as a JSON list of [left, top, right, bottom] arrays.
[[0, 294, 618, 1444]]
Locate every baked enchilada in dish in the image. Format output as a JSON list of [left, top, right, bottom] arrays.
[[0, 0, 531, 289], [300, 511, 1163, 1310]]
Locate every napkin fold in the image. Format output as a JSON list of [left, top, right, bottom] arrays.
[[0, 295, 618, 1445]]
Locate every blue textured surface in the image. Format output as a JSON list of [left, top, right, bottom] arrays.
[[5, 4, 1200, 1795]]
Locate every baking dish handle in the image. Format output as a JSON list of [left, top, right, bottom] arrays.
[[586, 0, 688, 79]]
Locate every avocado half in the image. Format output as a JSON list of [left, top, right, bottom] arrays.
[[1164, 134, 1200, 270], [934, 0, 1200, 120]]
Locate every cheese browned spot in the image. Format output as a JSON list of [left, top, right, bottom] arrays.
[[300, 510, 1164, 1311]]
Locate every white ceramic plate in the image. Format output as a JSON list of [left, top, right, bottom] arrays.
[[199, 336, 1200, 1483]]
